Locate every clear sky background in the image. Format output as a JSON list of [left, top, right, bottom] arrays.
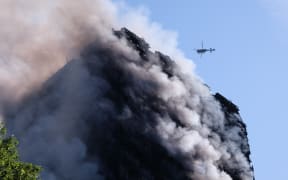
[[124, 1, 288, 179]]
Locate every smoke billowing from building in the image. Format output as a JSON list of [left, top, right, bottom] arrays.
[[0, 0, 254, 180]]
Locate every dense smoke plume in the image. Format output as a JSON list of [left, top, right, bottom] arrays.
[[0, 0, 254, 180]]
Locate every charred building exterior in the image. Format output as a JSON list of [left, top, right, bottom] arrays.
[[5, 28, 254, 180]]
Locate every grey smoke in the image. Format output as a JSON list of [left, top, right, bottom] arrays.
[[0, 0, 254, 180]]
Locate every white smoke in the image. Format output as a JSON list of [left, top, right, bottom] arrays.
[[0, 0, 117, 106], [0, 0, 253, 180]]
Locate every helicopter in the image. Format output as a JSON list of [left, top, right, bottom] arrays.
[[195, 41, 215, 57]]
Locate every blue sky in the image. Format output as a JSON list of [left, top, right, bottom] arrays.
[[124, 1, 288, 179]]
